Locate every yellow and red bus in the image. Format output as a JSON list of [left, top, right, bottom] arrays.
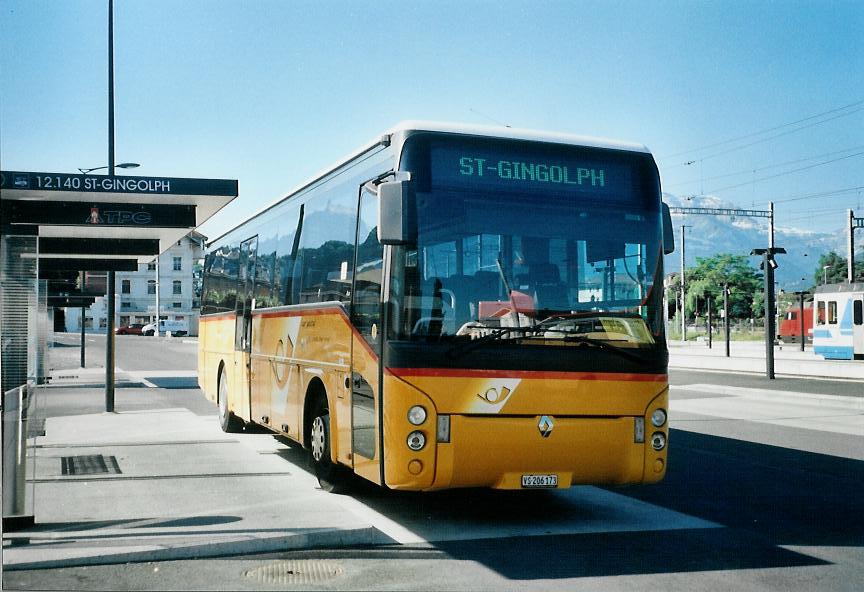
[[199, 122, 674, 492]]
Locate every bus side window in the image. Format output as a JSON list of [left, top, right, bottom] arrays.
[[828, 301, 838, 325], [817, 301, 825, 325], [854, 300, 863, 326]]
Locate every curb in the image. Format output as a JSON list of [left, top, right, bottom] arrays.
[[2, 526, 390, 571]]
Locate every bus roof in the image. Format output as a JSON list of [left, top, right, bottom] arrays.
[[208, 121, 652, 246], [390, 120, 652, 154]]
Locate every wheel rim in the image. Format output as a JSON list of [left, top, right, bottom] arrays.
[[311, 416, 326, 462]]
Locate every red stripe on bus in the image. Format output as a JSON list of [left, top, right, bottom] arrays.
[[387, 368, 667, 382]]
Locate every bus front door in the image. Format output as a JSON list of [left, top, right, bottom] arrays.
[[234, 236, 258, 421], [350, 184, 384, 484]]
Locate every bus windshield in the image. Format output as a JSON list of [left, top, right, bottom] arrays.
[[391, 135, 664, 347]]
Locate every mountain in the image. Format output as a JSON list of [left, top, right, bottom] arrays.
[[661, 193, 855, 290]]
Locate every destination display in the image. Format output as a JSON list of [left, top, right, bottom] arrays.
[[430, 146, 635, 200], [1, 170, 238, 197]]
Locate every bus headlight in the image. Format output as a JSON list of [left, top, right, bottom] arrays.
[[651, 408, 667, 428], [407, 405, 427, 426], [407, 431, 426, 451], [651, 432, 667, 451]]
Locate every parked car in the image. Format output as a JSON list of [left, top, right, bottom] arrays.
[[141, 320, 188, 336], [115, 323, 145, 335]]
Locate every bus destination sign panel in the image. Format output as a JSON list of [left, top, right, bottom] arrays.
[[431, 146, 634, 199]]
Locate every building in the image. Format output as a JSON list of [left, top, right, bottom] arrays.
[[64, 231, 206, 336]]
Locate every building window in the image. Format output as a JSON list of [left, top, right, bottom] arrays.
[[121, 279, 131, 294], [148, 280, 156, 295], [173, 280, 182, 295], [173, 302, 182, 309], [173, 257, 182, 271], [147, 262, 156, 271], [121, 302, 131, 309]]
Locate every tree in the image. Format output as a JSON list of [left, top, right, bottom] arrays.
[[814, 251, 864, 285], [682, 254, 763, 321]]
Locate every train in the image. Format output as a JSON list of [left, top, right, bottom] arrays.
[[812, 283, 864, 360], [777, 302, 813, 344]]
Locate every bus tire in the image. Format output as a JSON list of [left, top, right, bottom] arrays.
[[308, 398, 350, 493], [218, 366, 244, 433]]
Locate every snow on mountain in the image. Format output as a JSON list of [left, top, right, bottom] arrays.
[[661, 193, 850, 290]]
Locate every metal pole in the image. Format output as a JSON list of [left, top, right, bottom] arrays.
[[799, 291, 806, 352], [80, 305, 86, 368], [680, 225, 686, 342], [707, 295, 712, 349], [724, 283, 730, 358], [155, 256, 161, 337], [769, 201, 775, 249], [104, 0, 116, 412], [848, 209, 855, 283], [106, 272, 115, 412], [764, 253, 775, 379]]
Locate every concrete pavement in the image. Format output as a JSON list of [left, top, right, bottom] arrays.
[[2, 376, 390, 571], [668, 340, 864, 380]]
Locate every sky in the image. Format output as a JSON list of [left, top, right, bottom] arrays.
[[2, 0, 862, 243]]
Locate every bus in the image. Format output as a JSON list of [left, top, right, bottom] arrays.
[[813, 283, 864, 360], [199, 122, 674, 492]]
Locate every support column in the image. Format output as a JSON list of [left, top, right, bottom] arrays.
[[105, 271, 115, 412], [80, 305, 86, 368], [680, 225, 686, 342], [764, 253, 776, 380], [848, 209, 855, 284], [724, 283, 731, 358]]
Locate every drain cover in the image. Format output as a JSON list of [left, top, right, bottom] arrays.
[[243, 560, 343, 585], [60, 455, 121, 476]]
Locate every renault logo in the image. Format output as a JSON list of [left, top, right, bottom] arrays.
[[538, 415, 554, 438]]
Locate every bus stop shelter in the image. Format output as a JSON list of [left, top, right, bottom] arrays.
[[0, 169, 237, 529]]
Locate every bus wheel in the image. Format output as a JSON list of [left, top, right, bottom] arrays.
[[218, 367, 244, 433], [309, 401, 350, 493]]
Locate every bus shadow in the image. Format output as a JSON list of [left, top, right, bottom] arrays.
[[265, 429, 860, 579], [614, 429, 864, 548]]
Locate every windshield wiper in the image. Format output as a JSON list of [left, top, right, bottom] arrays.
[[445, 325, 645, 362], [548, 330, 645, 362], [446, 325, 543, 358]]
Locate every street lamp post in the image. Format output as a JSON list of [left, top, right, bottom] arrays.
[[751, 247, 786, 379], [823, 265, 830, 285], [105, 0, 117, 413], [680, 225, 691, 342], [78, 162, 139, 174], [723, 283, 731, 358]]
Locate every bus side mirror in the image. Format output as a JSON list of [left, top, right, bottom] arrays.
[[378, 180, 416, 245], [662, 203, 675, 255]]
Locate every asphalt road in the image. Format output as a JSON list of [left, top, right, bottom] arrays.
[[6, 335, 863, 591]]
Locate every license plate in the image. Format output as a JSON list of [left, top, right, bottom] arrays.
[[521, 474, 558, 488]]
